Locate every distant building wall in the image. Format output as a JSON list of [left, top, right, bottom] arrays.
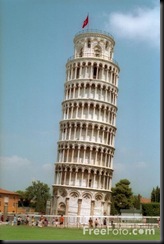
[[0, 188, 35, 218], [0, 188, 20, 215]]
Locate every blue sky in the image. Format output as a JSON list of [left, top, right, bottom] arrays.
[[0, 0, 160, 198]]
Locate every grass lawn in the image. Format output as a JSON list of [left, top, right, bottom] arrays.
[[0, 225, 161, 241]]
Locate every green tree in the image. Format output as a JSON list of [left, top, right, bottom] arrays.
[[142, 203, 160, 216], [151, 186, 160, 202], [132, 194, 141, 209], [25, 180, 51, 213], [110, 195, 118, 215], [111, 179, 133, 214], [151, 188, 156, 202]]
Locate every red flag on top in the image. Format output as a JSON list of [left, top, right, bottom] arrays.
[[82, 15, 89, 28]]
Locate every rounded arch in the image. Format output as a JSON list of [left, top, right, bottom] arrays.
[[95, 193, 103, 201], [70, 190, 80, 198], [58, 202, 66, 215], [82, 192, 92, 199], [59, 188, 67, 197]]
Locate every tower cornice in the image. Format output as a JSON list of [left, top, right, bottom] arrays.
[[74, 29, 115, 45]]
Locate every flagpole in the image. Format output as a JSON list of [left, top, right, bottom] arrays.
[[88, 13, 89, 30]]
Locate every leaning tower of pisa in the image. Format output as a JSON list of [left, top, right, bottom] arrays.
[[52, 29, 120, 220]]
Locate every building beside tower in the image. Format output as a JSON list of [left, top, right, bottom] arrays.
[[52, 29, 120, 220]]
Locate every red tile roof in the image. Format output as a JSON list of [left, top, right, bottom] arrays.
[[140, 197, 151, 203], [0, 188, 20, 195]]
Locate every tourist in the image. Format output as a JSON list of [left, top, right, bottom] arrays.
[[13, 214, 17, 226], [55, 217, 59, 227], [88, 217, 93, 228], [103, 217, 107, 228], [1, 215, 4, 222], [59, 215, 64, 228], [44, 217, 48, 227], [31, 216, 35, 226], [94, 218, 99, 228], [25, 215, 30, 225], [17, 216, 21, 225], [51, 217, 55, 226]]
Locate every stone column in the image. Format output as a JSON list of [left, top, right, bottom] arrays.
[[64, 169, 67, 185], [77, 84, 80, 97], [65, 197, 69, 215], [101, 201, 105, 215], [71, 105, 74, 118], [66, 147, 69, 162], [93, 170, 96, 188], [77, 199, 82, 215], [76, 105, 79, 118], [65, 197, 69, 226], [73, 84, 76, 98], [108, 201, 111, 215], [105, 88, 108, 102], [69, 168, 72, 185], [105, 151, 108, 167], [55, 195, 60, 215], [90, 200, 95, 216], [81, 168, 84, 186], [100, 148, 103, 166]]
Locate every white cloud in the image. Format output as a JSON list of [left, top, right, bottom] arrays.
[[0, 155, 32, 169], [0, 155, 54, 191], [104, 3, 160, 48], [42, 163, 54, 171]]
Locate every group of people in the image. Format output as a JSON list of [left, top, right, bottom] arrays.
[[0, 214, 65, 227], [88, 217, 109, 228], [51, 215, 64, 228], [24, 214, 64, 227], [12, 214, 31, 226], [37, 215, 49, 227]]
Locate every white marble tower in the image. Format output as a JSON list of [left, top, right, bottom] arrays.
[[52, 30, 120, 219]]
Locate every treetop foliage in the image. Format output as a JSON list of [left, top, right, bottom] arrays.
[[16, 180, 51, 213]]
